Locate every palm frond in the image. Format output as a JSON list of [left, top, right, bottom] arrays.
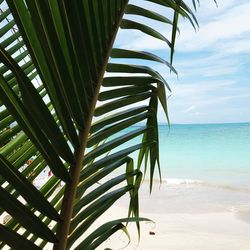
[[0, 0, 198, 249]]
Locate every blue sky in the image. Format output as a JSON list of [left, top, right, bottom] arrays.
[[114, 0, 250, 124]]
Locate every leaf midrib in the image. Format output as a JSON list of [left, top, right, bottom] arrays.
[[53, 2, 129, 249]]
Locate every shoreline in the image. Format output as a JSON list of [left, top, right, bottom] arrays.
[[1, 180, 250, 249], [98, 205, 250, 250], [96, 181, 250, 249]]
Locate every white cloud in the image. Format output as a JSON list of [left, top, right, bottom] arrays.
[[113, 0, 250, 124], [116, 0, 250, 55], [182, 105, 196, 113], [171, 80, 236, 99], [219, 39, 250, 54], [177, 2, 250, 52]]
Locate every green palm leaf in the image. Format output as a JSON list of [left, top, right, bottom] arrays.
[[0, 0, 200, 249]]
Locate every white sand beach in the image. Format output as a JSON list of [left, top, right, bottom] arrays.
[[1, 180, 250, 250], [97, 182, 250, 250], [1, 179, 250, 250], [99, 205, 250, 250]]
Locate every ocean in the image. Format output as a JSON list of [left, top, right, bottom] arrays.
[[116, 123, 250, 215], [35, 122, 250, 215], [158, 123, 250, 188]]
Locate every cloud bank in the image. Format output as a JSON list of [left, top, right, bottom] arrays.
[[114, 0, 250, 124]]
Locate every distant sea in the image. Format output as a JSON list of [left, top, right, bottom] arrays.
[[117, 123, 250, 214], [158, 122, 250, 188], [35, 122, 250, 215]]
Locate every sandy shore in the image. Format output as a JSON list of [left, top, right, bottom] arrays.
[[3, 205, 249, 250], [1, 181, 250, 250], [98, 205, 250, 250], [93, 181, 250, 250]]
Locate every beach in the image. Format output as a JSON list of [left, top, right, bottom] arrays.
[[2, 181, 249, 250], [98, 181, 250, 250], [96, 123, 250, 249], [2, 123, 250, 249], [94, 122, 250, 250], [43, 123, 250, 249]]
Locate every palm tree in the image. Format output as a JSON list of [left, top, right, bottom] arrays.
[[0, 1, 198, 249]]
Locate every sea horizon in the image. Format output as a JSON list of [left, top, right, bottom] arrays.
[[136, 121, 250, 126], [112, 122, 250, 216]]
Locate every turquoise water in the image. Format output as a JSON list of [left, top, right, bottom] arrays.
[[115, 123, 250, 213], [158, 123, 250, 188], [115, 122, 250, 189]]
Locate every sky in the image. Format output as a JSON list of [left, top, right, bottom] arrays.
[[113, 0, 250, 124]]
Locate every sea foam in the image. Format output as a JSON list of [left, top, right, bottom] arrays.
[[163, 178, 203, 186]]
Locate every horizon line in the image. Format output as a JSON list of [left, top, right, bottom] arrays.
[[132, 121, 250, 126]]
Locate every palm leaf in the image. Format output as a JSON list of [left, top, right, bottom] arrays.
[[0, 0, 199, 249]]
